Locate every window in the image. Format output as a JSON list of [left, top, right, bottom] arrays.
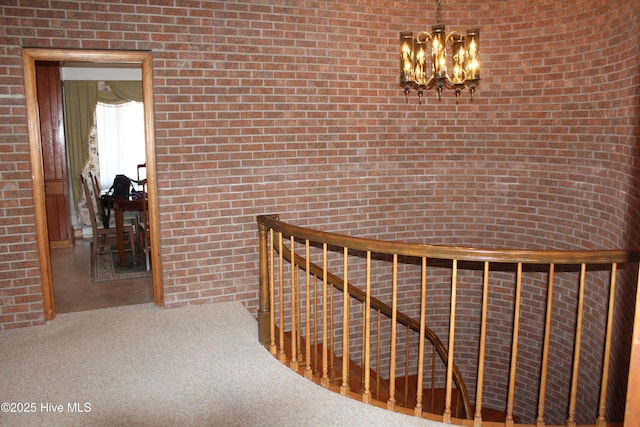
[[95, 101, 146, 189]]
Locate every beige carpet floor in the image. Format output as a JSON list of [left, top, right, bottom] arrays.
[[0, 302, 445, 427]]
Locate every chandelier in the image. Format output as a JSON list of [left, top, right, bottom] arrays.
[[399, 0, 480, 104]]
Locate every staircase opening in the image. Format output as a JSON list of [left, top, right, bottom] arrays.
[[257, 215, 639, 426]]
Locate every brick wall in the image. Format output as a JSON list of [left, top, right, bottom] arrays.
[[1, 0, 639, 421]]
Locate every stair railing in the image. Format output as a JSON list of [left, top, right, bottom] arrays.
[[257, 214, 640, 426], [277, 238, 472, 418], [257, 215, 472, 420]]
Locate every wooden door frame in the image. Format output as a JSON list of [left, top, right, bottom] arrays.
[[22, 48, 163, 320]]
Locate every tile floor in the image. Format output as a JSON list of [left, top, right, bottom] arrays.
[[51, 238, 154, 313]]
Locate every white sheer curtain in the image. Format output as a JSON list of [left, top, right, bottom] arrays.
[[95, 101, 146, 190]]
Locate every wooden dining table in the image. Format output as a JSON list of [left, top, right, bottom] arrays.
[[100, 194, 145, 266]]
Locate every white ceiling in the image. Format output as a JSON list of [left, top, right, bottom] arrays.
[[60, 66, 141, 81]]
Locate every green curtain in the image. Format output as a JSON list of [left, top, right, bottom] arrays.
[[64, 81, 98, 205], [100, 81, 143, 104], [64, 80, 143, 205]]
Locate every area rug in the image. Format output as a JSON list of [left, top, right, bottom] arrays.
[[91, 244, 151, 283]]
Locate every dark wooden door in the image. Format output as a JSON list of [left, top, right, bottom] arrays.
[[36, 61, 73, 247]]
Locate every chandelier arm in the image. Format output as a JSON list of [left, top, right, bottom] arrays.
[[424, 76, 436, 90], [442, 76, 462, 90], [416, 31, 433, 42], [445, 31, 461, 44]]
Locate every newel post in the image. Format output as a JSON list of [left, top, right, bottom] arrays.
[[257, 216, 271, 347]]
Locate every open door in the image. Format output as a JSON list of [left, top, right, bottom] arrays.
[[22, 48, 163, 320], [36, 61, 74, 248]]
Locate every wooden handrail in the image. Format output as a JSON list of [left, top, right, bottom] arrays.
[[257, 214, 639, 265]]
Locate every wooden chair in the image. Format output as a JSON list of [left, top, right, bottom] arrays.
[[137, 178, 150, 271], [137, 162, 146, 182], [136, 162, 150, 269], [89, 171, 110, 228], [90, 170, 140, 232], [81, 174, 137, 270], [89, 172, 102, 212]]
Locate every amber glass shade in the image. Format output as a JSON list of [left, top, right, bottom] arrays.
[[451, 33, 466, 85], [465, 28, 480, 82], [414, 39, 428, 86], [431, 25, 447, 79], [399, 32, 414, 84]]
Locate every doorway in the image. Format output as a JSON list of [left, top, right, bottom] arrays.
[[23, 48, 163, 320]]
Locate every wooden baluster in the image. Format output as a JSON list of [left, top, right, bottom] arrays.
[[360, 303, 366, 396], [431, 347, 436, 413], [329, 274, 336, 380], [404, 325, 410, 407], [295, 264, 303, 364], [506, 262, 522, 427], [311, 274, 318, 373], [376, 309, 381, 400], [312, 273, 318, 374], [363, 251, 372, 403], [321, 243, 330, 388], [388, 254, 398, 410], [536, 264, 555, 427], [290, 236, 298, 371], [474, 261, 490, 427], [566, 264, 587, 427], [340, 247, 350, 395], [597, 263, 617, 427], [415, 256, 426, 417], [444, 259, 458, 423], [304, 240, 312, 378], [258, 221, 271, 348], [277, 232, 286, 363], [296, 262, 303, 363], [454, 386, 461, 419], [268, 228, 277, 355]]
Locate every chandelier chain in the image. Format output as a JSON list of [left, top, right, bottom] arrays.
[[435, 0, 442, 24]]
